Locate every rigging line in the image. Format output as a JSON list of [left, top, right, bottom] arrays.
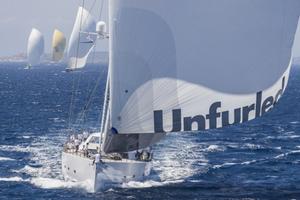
[[79, 42, 98, 123], [80, 14, 100, 121], [91, 0, 107, 131], [68, 69, 77, 130], [85, 0, 105, 71], [94, 0, 107, 153], [99, 73, 110, 154], [76, 0, 107, 130], [76, 65, 106, 125], [78, 0, 105, 115], [98, 69, 109, 129], [96, 0, 106, 124], [98, 0, 105, 20], [81, 0, 97, 28], [68, 0, 86, 131]]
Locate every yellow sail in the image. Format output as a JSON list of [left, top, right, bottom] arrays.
[[52, 29, 66, 62]]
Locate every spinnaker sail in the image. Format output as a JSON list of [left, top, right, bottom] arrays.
[[52, 29, 66, 62], [27, 28, 44, 67], [103, 0, 300, 153], [67, 6, 97, 70]]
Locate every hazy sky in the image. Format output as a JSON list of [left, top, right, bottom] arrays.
[[0, 0, 108, 57], [0, 0, 300, 57]]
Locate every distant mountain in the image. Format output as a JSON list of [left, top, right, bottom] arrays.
[[0, 51, 109, 64], [0, 53, 27, 62]]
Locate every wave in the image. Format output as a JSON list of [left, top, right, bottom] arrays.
[[48, 117, 65, 123], [0, 176, 94, 192], [122, 179, 183, 189], [30, 177, 94, 192], [12, 165, 41, 176], [274, 150, 300, 159], [0, 176, 23, 182], [1, 131, 209, 192], [153, 133, 208, 183], [212, 159, 258, 169], [0, 145, 32, 153], [0, 156, 15, 161], [5, 130, 212, 192], [242, 143, 264, 150], [205, 145, 226, 152], [266, 135, 300, 140]]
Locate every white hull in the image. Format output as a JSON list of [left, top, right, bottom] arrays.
[[62, 152, 151, 191]]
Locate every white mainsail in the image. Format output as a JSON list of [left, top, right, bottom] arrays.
[[52, 29, 66, 62], [103, 0, 300, 153], [27, 28, 44, 67], [67, 6, 97, 70]]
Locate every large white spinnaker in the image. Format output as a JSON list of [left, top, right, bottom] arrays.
[[27, 28, 44, 67], [52, 29, 66, 62], [67, 6, 97, 70], [103, 0, 300, 153]]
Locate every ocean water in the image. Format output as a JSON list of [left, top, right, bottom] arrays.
[[0, 62, 300, 199]]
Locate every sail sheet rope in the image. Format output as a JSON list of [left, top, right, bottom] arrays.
[[68, 0, 98, 130], [69, 0, 107, 131], [77, 0, 106, 126], [68, 0, 86, 131], [78, 0, 102, 111]]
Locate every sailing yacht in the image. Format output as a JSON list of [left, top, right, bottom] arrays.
[[27, 28, 44, 68], [52, 29, 66, 62], [62, 0, 300, 192]]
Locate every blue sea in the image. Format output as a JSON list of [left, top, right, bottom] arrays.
[[0, 62, 300, 199]]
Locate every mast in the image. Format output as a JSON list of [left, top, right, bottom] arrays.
[[99, 69, 110, 153]]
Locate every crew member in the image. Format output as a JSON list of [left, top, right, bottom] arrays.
[[74, 138, 80, 153], [93, 153, 101, 165]]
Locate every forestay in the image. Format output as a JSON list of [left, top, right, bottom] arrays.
[[104, 0, 300, 152], [52, 29, 66, 62], [27, 28, 44, 66], [67, 6, 97, 70]]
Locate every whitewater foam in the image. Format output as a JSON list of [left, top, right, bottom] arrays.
[[205, 144, 226, 152], [1, 130, 209, 192], [274, 150, 300, 159], [0, 176, 23, 182], [213, 159, 259, 169], [0, 156, 15, 161], [122, 179, 183, 189], [0, 144, 32, 153], [30, 177, 94, 192], [153, 133, 208, 182], [0, 176, 94, 192]]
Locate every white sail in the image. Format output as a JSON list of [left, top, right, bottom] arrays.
[[67, 6, 97, 70], [52, 29, 66, 62], [27, 28, 44, 67], [103, 0, 300, 152]]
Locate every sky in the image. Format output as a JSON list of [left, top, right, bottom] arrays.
[[0, 0, 108, 57], [0, 0, 300, 57]]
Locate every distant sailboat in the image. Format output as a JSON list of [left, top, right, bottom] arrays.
[[62, 0, 300, 192], [52, 29, 66, 62], [27, 28, 44, 68], [66, 6, 97, 71]]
